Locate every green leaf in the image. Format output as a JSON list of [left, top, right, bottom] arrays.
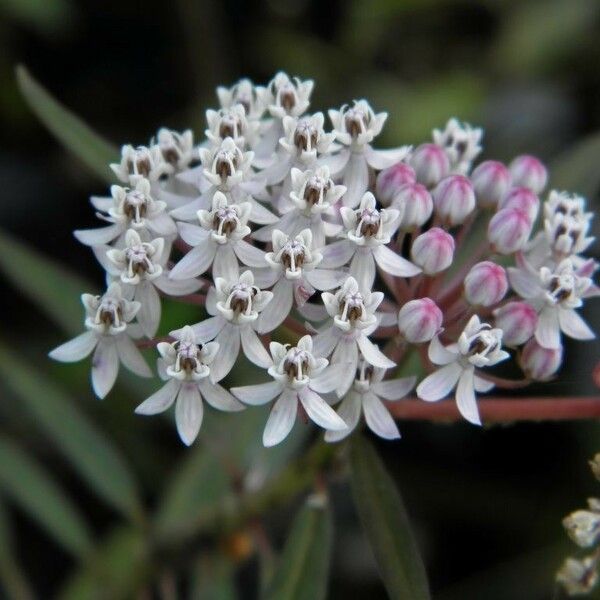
[[264, 496, 333, 600], [190, 554, 238, 600], [0, 229, 95, 336], [0, 343, 143, 521], [0, 437, 93, 558], [349, 435, 430, 600], [16, 65, 118, 183]]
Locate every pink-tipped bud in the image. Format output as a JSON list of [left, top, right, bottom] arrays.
[[398, 297, 443, 343], [519, 338, 562, 381], [432, 175, 476, 226], [498, 186, 540, 222], [464, 261, 508, 307], [376, 162, 416, 206], [509, 155, 547, 195], [470, 160, 511, 208], [392, 183, 433, 230], [493, 301, 538, 346], [487, 207, 532, 255], [411, 227, 455, 274], [409, 143, 450, 189]]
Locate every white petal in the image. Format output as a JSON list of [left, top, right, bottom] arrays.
[[116, 335, 152, 377], [357, 335, 395, 369], [364, 145, 411, 170], [363, 392, 400, 440], [416, 362, 462, 401], [428, 335, 457, 366], [342, 153, 369, 208], [350, 251, 376, 290], [535, 306, 561, 349], [508, 267, 541, 299], [198, 380, 245, 412], [90, 195, 113, 212], [299, 387, 346, 431], [474, 376, 494, 393], [210, 324, 241, 382], [331, 337, 358, 396], [175, 383, 203, 445], [455, 368, 481, 425], [234, 239, 267, 268], [377, 311, 397, 327], [324, 392, 362, 443], [256, 279, 293, 334], [154, 273, 203, 296], [212, 244, 239, 280], [231, 380, 283, 406], [319, 148, 350, 176], [319, 240, 355, 269], [371, 376, 416, 401], [305, 269, 346, 291], [49, 331, 97, 362], [184, 316, 225, 343], [135, 379, 180, 414], [310, 362, 350, 394], [297, 301, 329, 323], [263, 391, 297, 447], [170, 197, 204, 221], [148, 212, 177, 237], [93, 245, 121, 276], [137, 282, 161, 338], [177, 222, 210, 247], [373, 245, 421, 277], [74, 224, 123, 246], [240, 326, 271, 368], [91, 339, 119, 399], [249, 199, 279, 224], [558, 307, 595, 341]]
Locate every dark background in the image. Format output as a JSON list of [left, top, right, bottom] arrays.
[[1, 0, 600, 598]]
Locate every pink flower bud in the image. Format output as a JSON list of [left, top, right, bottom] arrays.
[[398, 297, 443, 343], [409, 143, 450, 189], [519, 338, 562, 381], [498, 186, 540, 222], [433, 175, 476, 226], [493, 301, 538, 346], [392, 183, 433, 230], [464, 261, 508, 307], [376, 162, 416, 206], [411, 227, 454, 274], [509, 155, 547, 194], [470, 160, 511, 208], [487, 207, 532, 255]]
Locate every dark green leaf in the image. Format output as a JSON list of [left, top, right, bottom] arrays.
[[0, 437, 93, 558], [264, 495, 333, 600], [16, 65, 118, 183], [0, 342, 143, 521], [350, 435, 430, 600]]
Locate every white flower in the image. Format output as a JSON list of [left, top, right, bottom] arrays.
[[258, 72, 314, 119], [254, 229, 344, 332], [172, 270, 273, 383], [74, 178, 177, 247], [170, 192, 265, 281], [325, 360, 415, 442], [556, 556, 599, 596], [432, 118, 482, 174], [111, 144, 171, 184], [217, 78, 265, 120], [322, 192, 420, 289], [231, 335, 346, 447], [324, 100, 411, 208], [508, 258, 595, 349], [205, 104, 259, 149], [563, 509, 600, 548], [416, 315, 509, 425], [200, 136, 254, 189], [313, 277, 395, 396], [49, 283, 151, 399], [155, 128, 198, 172], [135, 326, 244, 445]]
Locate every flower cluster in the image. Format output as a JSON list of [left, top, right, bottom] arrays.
[[50, 72, 598, 446]]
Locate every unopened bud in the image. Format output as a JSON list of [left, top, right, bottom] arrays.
[[499, 186, 540, 222], [392, 183, 433, 230], [471, 160, 511, 208], [464, 261, 508, 307], [432, 175, 476, 226], [376, 162, 416, 206], [398, 297, 443, 343], [493, 301, 538, 346], [563, 510, 600, 548], [411, 227, 455, 274], [519, 338, 562, 381], [487, 207, 532, 254], [509, 155, 547, 194], [409, 143, 450, 189]]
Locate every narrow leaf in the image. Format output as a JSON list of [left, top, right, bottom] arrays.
[[0, 343, 143, 521], [265, 495, 333, 600], [0, 437, 93, 558], [16, 65, 118, 183], [349, 435, 430, 600]]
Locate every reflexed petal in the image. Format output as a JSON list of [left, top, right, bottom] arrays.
[[558, 307, 595, 341], [210, 324, 241, 382], [148, 212, 178, 237], [235, 239, 267, 268], [137, 281, 161, 338], [179, 315, 224, 343], [319, 148, 350, 176], [363, 392, 400, 440], [91, 339, 119, 399], [310, 362, 350, 394], [373, 245, 421, 277], [416, 362, 462, 401], [198, 380, 245, 412], [331, 337, 358, 396], [377, 311, 397, 327], [357, 335, 395, 369], [474, 376, 494, 393], [177, 222, 210, 247], [263, 391, 297, 447], [93, 245, 121, 276], [350, 250, 376, 290], [170, 242, 215, 280], [256, 278, 293, 334], [455, 368, 481, 425], [252, 267, 280, 289], [342, 153, 369, 208], [297, 301, 329, 322], [319, 240, 355, 269], [249, 198, 279, 224], [212, 244, 239, 280], [154, 273, 203, 296], [324, 392, 362, 443], [428, 335, 457, 366], [49, 331, 97, 363], [371, 376, 416, 401], [305, 268, 346, 291], [116, 335, 152, 377], [231, 380, 283, 406], [508, 267, 541, 299], [535, 306, 561, 349], [175, 383, 203, 445], [135, 379, 180, 414], [299, 387, 346, 431], [240, 326, 271, 368], [74, 224, 122, 246], [364, 145, 411, 170]]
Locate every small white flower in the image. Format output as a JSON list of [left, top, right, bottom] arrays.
[[49, 283, 151, 399], [205, 104, 259, 149], [325, 360, 415, 442], [155, 128, 198, 172], [432, 118, 482, 175], [135, 326, 244, 446], [217, 78, 265, 120], [231, 335, 347, 447], [417, 315, 509, 425], [563, 509, 600, 548], [556, 556, 599, 596], [258, 72, 314, 119], [200, 136, 254, 189], [111, 144, 171, 184]]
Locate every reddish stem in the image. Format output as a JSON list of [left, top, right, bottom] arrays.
[[136, 335, 173, 348]]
